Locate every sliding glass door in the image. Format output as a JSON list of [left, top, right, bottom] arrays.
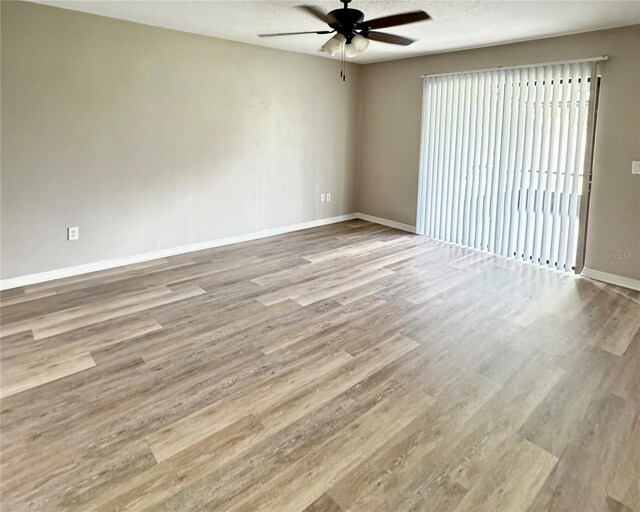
[[416, 60, 600, 272]]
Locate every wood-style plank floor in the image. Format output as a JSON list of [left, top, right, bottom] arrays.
[[1, 220, 639, 512]]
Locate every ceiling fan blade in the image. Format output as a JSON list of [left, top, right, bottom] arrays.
[[258, 30, 333, 37], [359, 10, 431, 30], [366, 31, 416, 46], [297, 5, 337, 25]]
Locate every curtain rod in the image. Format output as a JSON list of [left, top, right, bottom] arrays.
[[421, 55, 608, 79]]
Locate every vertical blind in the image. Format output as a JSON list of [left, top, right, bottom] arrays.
[[417, 60, 597, 272]]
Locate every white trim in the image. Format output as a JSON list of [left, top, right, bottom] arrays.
[[0, 214, 356, 290], [354, 212, 416, 234], [581, 267, 640, 292]]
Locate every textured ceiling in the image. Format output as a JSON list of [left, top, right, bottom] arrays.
[[32, 0, 640, 64]]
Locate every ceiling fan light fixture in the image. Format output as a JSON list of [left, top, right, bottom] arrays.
[[351, 34, 370, 53], [344, 42, 359, 58], [344, 34, 369, 58], [322, 33, 346, 56]]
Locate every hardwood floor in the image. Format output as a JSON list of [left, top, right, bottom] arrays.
[[1, 220, 638, 511]]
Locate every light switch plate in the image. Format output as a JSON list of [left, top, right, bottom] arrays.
[[632, 161, 640, 175]]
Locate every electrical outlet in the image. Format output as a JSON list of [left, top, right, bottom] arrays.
[[321, 193, 325, 202], [67, 226, 79, 241], [632, 161, 640, 175], [326, 193, 331, 202]]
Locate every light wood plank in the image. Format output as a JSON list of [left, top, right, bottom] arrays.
[[1, 351, 96, 398]]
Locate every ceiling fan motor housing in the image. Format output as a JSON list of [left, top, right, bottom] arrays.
[[329, 8, 365, 43]]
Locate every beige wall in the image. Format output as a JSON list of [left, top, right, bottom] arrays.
[[0, 1, 362, 279], [358, 25, 640, 280]]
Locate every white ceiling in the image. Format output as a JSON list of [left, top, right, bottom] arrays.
[[33, 0, 640, 64]]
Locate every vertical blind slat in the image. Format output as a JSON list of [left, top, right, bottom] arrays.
[[556, 63, 580, 270], [458, 75, 473, 245], [566, 62, 591, 268], [434, 77, 446, 239], [476, 71, 490, 249], [508, 67, 529, 258], [531, 65, 553, 264], [494, 70, 515, 256], [470, 72, 487, 248], [539, 64, 561, 266], [429, 77, 441, 237], [443, 76, 456, 240], [450, 76, 464, 243], [416, 78, 430, 235], [426, 77, 439, 237], [549, 65, 570, 268], [488, 70, 506, 253], [515, 66, 536, 261], [483, 71, 499, 250], [464, 74, 479, 247], [523, 65, 544, 261]]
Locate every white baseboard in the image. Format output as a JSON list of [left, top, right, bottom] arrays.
[[581, 267, 640, 291], [17, 212, 634, 292], [15, 213, 634, 293], [354, 212, 416, 234], [0, 214, 356, 290]]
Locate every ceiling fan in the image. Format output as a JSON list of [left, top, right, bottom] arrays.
[[258, 0, 431, 58]]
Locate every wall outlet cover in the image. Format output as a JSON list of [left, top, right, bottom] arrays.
[[320, 193, 325, 202], [632, 161, 640, 175], [326, 193, 331, 202], [67, 226, 79, 240]]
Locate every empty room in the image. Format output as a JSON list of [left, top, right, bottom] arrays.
[[1, 0, 639, 510]]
